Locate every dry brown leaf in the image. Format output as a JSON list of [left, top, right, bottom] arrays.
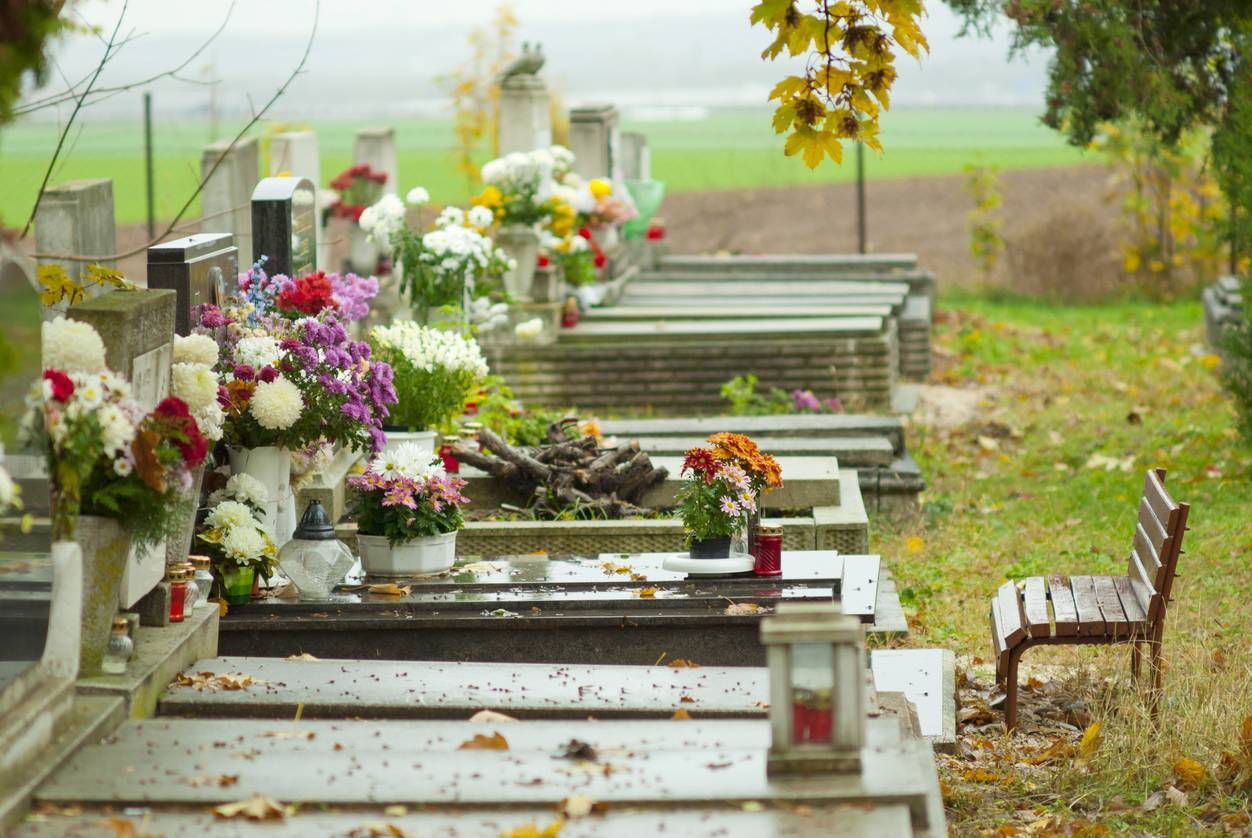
[[679, 694, 695, 703], [560, 794, 597, 819], [1022, 738, 1071, 765], [260, 728, 316, 741], [285, 653, 319, 661], [671, 708, 692, 720], [212, 794, 288, 821], [1173, 757, 1206, 789], [344, 823, 414, 838], [468, 709, 518, 723], [383, 805, 408, 817], [636, 587, 657, 598], [184, 773, 240, 788], [1078, 722, 1103, 759], [724, 602, 765, 616], [367, 583, 411, 596], [962, 767, 1008, 783], [1164, 784, 1188, 807], [499, 820, 565, 838], [173, 671, 264, 692], [460, 561, 505, 573], [458, 731, 509, 750], [667, 658, 701, 668], [94, 817, 158, 838]]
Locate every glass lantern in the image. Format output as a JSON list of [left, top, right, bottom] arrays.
[[276, 500, 355, 602], [760, 603, 864, 775]]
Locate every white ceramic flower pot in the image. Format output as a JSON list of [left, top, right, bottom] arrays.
[[357, 531, 457, 577], [381, 428, 438, 459], [497, 224, 539, 301], [228, 446, 294, 546]]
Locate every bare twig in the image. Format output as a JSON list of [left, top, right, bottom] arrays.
[[29, 1, 321, 263], [20, 0, 129, 239]]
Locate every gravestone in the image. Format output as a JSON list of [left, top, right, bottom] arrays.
[[200, 137, 259, 269], [497, 49, 552, 155], [146, 233, 238, 335], [67, 289, 176, 608], [568, 103, 623, 184], [268, 131, 327, 268], [33, 180, 118, 317], [353, 127, 398, 196], [621, 131, 651, 181], [250, 176, 317, 277]]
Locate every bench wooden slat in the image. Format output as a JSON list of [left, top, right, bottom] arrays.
[[1133, 522, 1165, 583], [990, 602, 1009, 681], [1046, 575, 1080, 637], [1022, 577, 1050, 637], [1092, 576, 1129, 639], [1138, 498, 1168, 554], [995, 581, 1027, 647], [1069, 576, 1105, 636], [1143, 470, 1176, 530], [1112, 575, 1148, 628], [1126, 550, 1159, 619]]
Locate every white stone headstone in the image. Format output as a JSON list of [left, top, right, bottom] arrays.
[[353, 127, 398, 196], [34, 179, 118, 319], [621, 132, 651, 181], [499, 75, 552, 155], [568, 104, 623, 185], [201, 137, 260, 270], [269, 131, 327, 268]]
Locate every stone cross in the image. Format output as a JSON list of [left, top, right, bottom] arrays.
[[251, 176, 318, 278], [147, 233, 239, 335], [353, 127, 398, 196], [568, 104, 623, 185], [201, 137, 260, 270]]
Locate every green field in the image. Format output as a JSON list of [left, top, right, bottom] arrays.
[[0, 108, 1090, 227]]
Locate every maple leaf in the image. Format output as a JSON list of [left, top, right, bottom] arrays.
[[212, 794, 288, 821], [636, 587, 658, 598], [667, 658, 701, 668], [784, 127, 843, 169], [458, 731, 509, 750], [1078, 722, 1103, 759]]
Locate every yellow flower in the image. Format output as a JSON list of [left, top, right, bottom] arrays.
[[589, 178, 612, 199], [474, 185, 503, 209]]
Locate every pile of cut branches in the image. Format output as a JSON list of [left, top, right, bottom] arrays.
[[452, 419, 668, 518]]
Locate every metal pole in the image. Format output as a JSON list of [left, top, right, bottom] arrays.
[[143, 92, 155, 239], [855, 141, 866, 254]]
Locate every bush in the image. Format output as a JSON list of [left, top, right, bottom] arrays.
[[1221, 276, 1252, 443], [1004, 202, 1124, 302]]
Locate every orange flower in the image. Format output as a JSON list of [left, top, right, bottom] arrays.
[[225, 379, 256, 415], [707, 432, 783, 492]]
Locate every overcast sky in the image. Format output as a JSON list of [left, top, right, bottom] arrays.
[[32, 1, 1050, 119]]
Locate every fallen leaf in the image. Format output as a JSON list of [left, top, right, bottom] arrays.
[[458, 731, 509, 750], [1212, 649, 1228, 669], [724, 602, 765, 615], [680, 694, 695, 703], [560, 794, 599, 819], [173, 671, 264, 692], [344, 823, 413, 838], [667, 658, 701, 668], [1164, 784, 1188, 807], [367, 583, 411, 596], [94, 817, 154, 838], [1022, 738, 1071, 765], [383, 805, 408, 817], [468, 709, 518, 723], [671, 708, 691, 720], [459, 561, 505, 573], [740, 801, 765, 813], [212, 794, 288, 821], [1173, 757, 1207, 789], [1141, 791, 1163, 812], [977, 435, 999, 452], [499, 820, 565, 838], [636, 587, 657, 598], [561, 739, 598, 761], [285, 653, 319, 662]]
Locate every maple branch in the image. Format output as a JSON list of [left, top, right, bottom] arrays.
[[20, 0, 129, 239]]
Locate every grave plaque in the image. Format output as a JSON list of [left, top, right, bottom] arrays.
[[251, 176, 317, 277], [147, 233, 238, 336]]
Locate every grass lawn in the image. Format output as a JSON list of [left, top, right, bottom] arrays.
[[876, 289, 1252, 834], [0, 108, 1091, 227]]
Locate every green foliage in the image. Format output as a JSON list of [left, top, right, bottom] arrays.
[[369, 340, 479, 435], [557, 249, 597, 286], [720, 374, 791, 416], [674, 475, 744, 540], [1221, 276, 1252, 444], [474, 376, 571, 447], [962, 159, 1003, 281], [0, 1, 68, 127]]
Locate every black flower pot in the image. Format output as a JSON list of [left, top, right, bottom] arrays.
[[689, 535, 732, 559]]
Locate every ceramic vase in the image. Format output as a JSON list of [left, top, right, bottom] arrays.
[[73, 516, 131, 676], [228, 446, 294, 546], [497, 224, 539, 301], [381, 428, 438, 460]]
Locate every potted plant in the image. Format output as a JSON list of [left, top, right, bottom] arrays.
[[349, 442, 469, 576], [196, 498, 277, 605], [26, 319, 208, 673], [674, 446, 758, 559], [705, 432, 784, 553], [368, 321, 489, 457]]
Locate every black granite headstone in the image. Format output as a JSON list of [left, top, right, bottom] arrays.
[[146, 233, 238, 335], [250, 176, 317, 278]]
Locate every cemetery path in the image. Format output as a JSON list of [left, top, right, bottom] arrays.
[[661, 164, 1112, 290]]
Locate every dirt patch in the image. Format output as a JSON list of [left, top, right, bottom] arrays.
[[910, 384, 997, 430], [659, 164, 1120, 291]]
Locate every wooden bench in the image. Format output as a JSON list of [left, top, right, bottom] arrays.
[[990, 469, 1189, 730]]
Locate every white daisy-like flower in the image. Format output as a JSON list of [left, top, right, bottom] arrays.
[[233, 336, 282, 371], [113, 457, 133, 477], [173, 333, 219, 366], [205, 500, 257, 531], [467, 205, 495, 229], [97, 403, 136, 455], [171, 363, 218, 412], [221, 524, 267, 562], [224, 473, 268, 508], [514, 318, 544, 340], [42, 317, 106, 374], [250, 376, 304, 430], [406, 186, 430, 206]]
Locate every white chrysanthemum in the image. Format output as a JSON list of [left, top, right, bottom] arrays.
[[467, 205, 495, 229], [435, 206, 465, 229], [112, 457, 133, 477], [406, 186, 430, 206], [368, 442, 442, 480], [514, 318, 544, 340], [567, 234, 589, 253], [0, 445, 14, 513], [221, 524, 267, 562], [173, 333, 219, 366], [193, 400, 225, 442], [171, 363, 218, 412], [225, 473, 268, 508], [97, 402, 136, 455], [206, 500, 256, 531], [250, 377, 303, 430], [370, 321, 489, 378], [233, 336, 282, 370], [42, 317, 106, 374]]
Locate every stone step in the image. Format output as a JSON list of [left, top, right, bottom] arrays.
[[155, 651, 954, 748], [659, 252, 918, 274], [598, 414, 907, 455], [29, 716, 943, 835], [584, 303, 895, 322], [625, 280, 909, 301], [559, 316, 890, 342], [624, 434, 895, 467]]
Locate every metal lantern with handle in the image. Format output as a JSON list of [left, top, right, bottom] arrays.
[[276, 500, 355, 602], [760, 603, 865, 775]]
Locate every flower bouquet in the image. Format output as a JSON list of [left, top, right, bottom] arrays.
[[369, 322, 489, 454], [327, 163, 388, 222], [349, 442, 469, 576], [706, 432, 784, 553], [167, 333, 226, 563], [236, 263, 379, 323], [196, 498, 278, 604], [674, 446, 758, 559]]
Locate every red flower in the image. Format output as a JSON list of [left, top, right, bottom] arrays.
[[155, 396, 191, 420], [154, 397, 208, 468], [577, 227, 592, 240], [277, 271, 336, 315], [681, 447, 721, 484], [537, 253, 550, 268], [42, 369, 74, 401], [646, 224, 666, 241], [594, 252, 607, 269]]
